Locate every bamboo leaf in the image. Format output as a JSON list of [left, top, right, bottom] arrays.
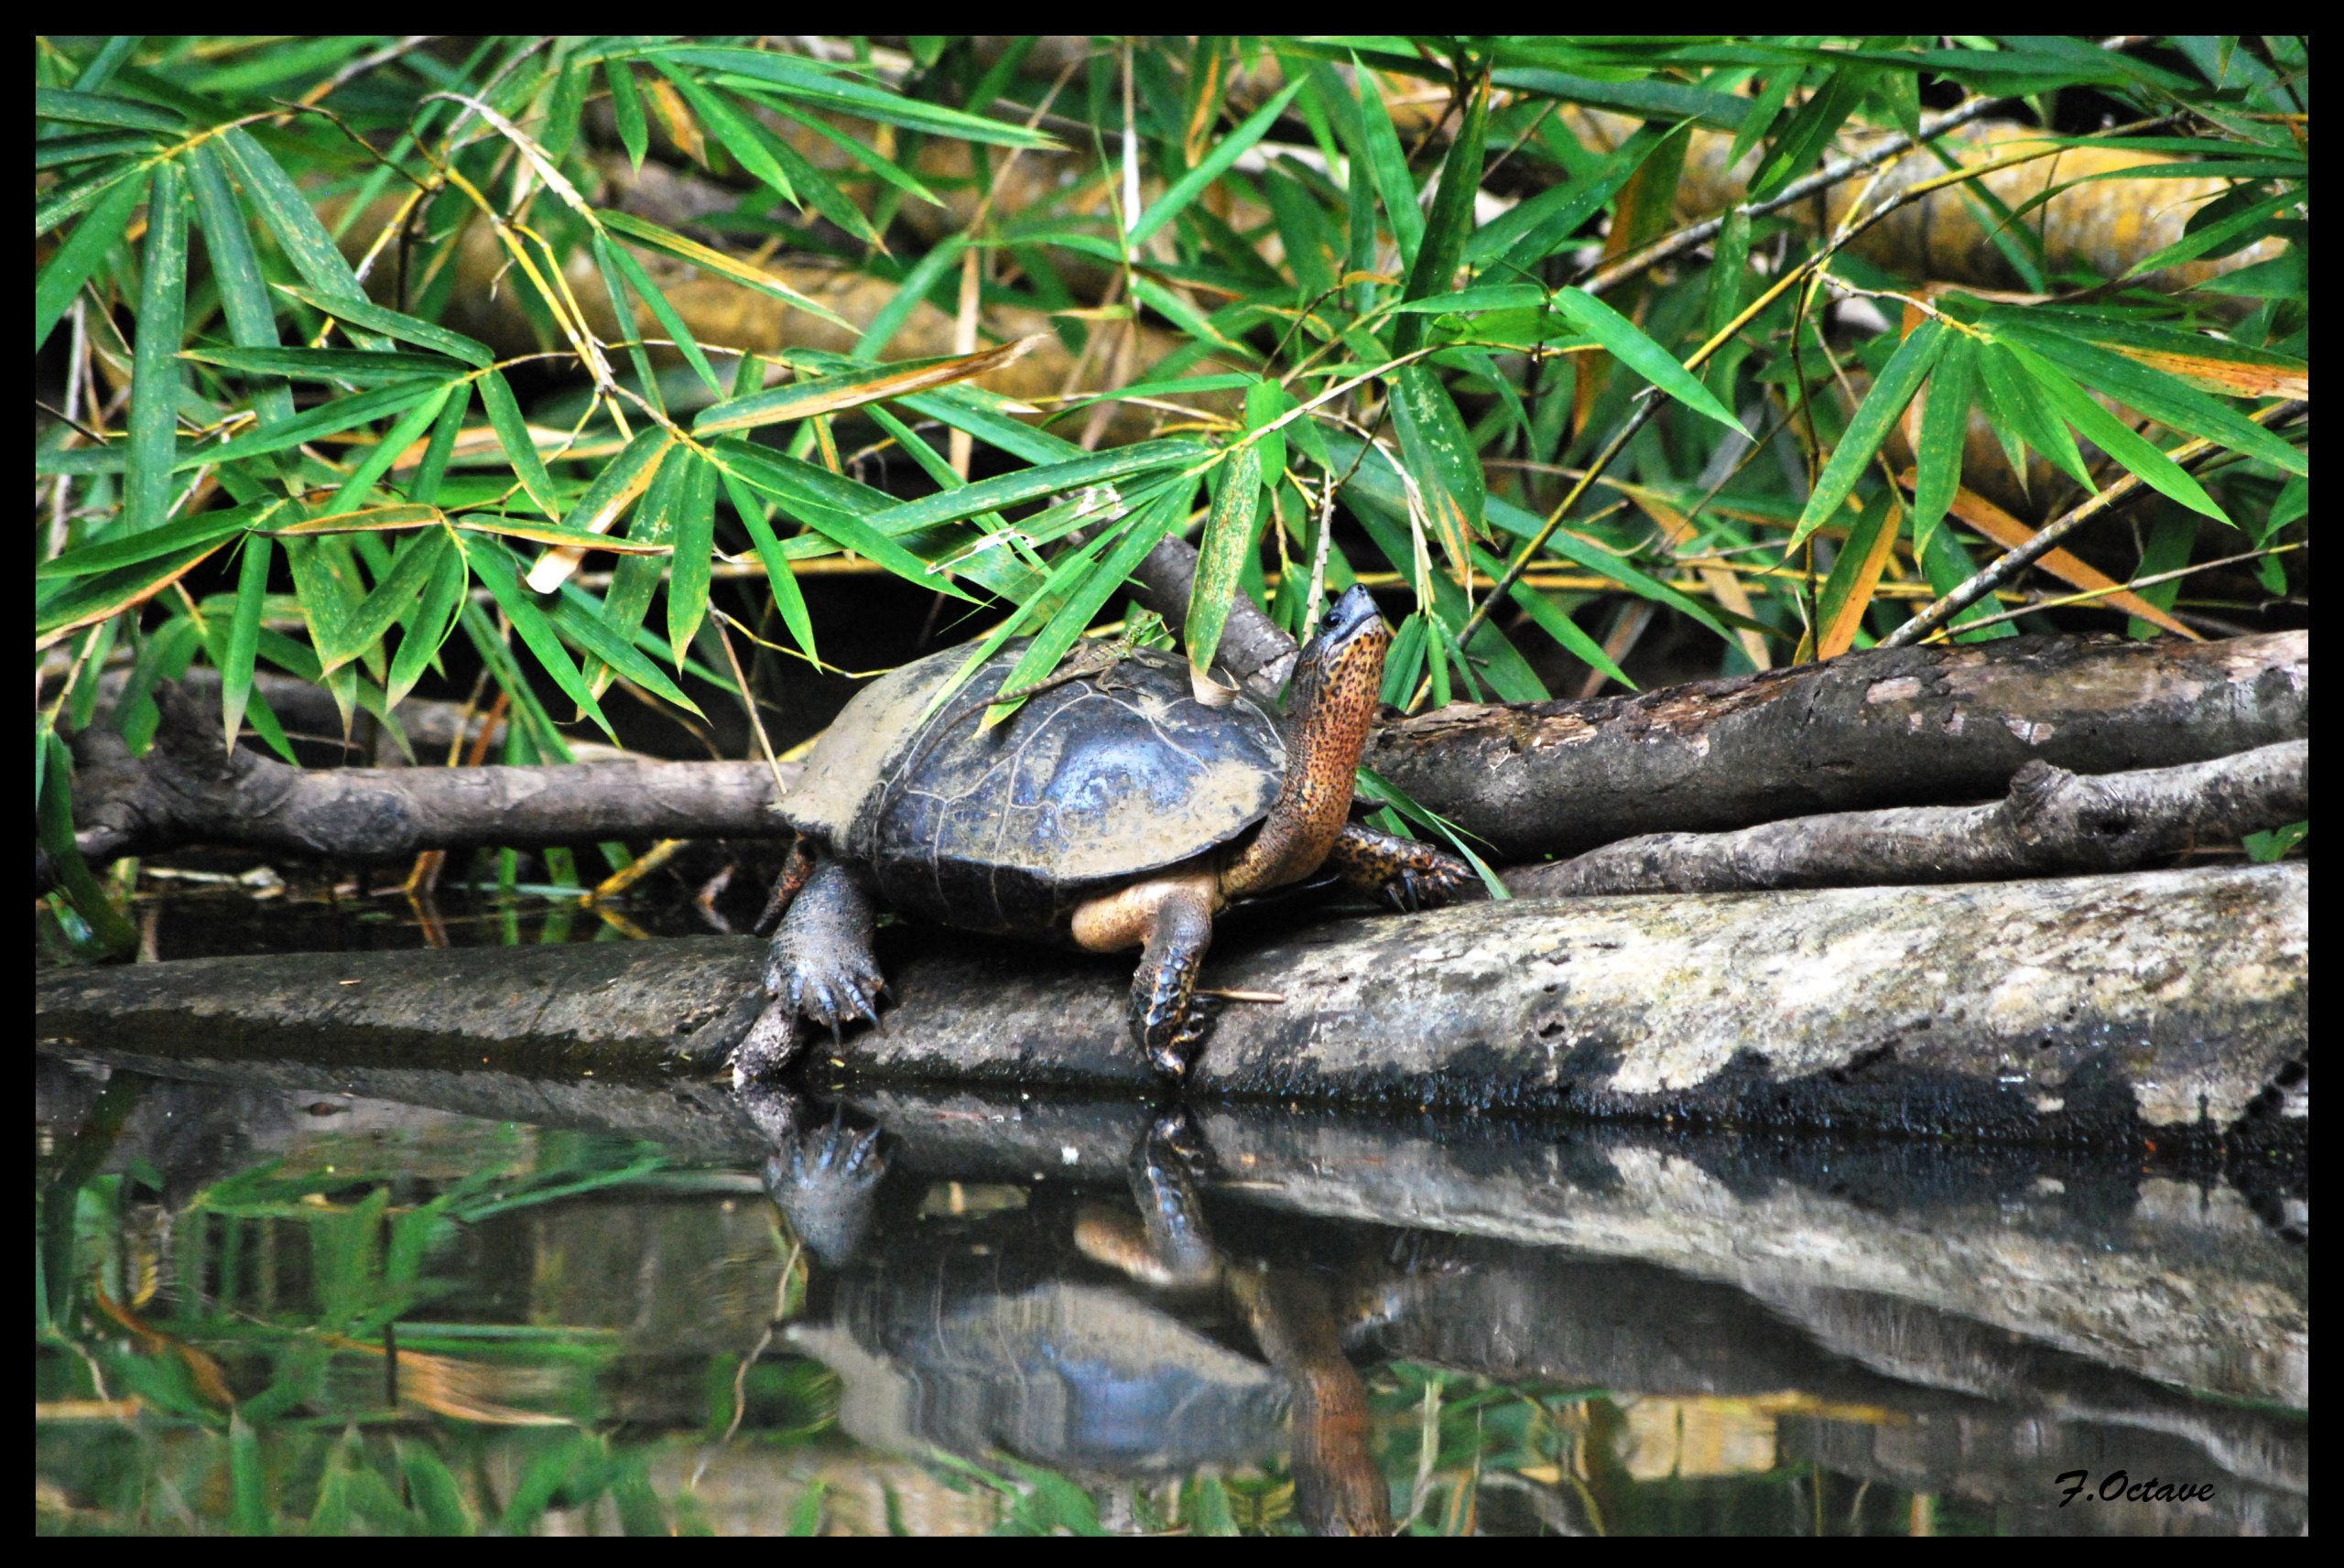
[[1815, 490, 1901, 658], [1393, 70, 1489, 357], [766, 99, 947, 209], [711, 439, 979, 601], [454, 517, 668, 552], [863, 440, 1210, 536], [1350, 59, 1423, 270], [2122, 184, 2299, 280], [1910, 331, 1977, 559], [722, 466, 816, 665], [274, 503, 444, 538], [1553, 287, 1748, 438], [695, 337, 1044, 435], [175, 377, 454, 472], [598, 209, 853, 330], [185, 141, 293, 431], [1128, 78, 1305, 247], [2003, 341, 2231, 524], [1186, 444, 1264, 689], [38, 500, 274, 579], [328, 384, 454, 514], [385, 536, 466, 711], [463, 536, 615, 742], [1789, 319, 1944, 552], [592, 232, 722, 394], [1747, 65, 1866, 201], [548, 589, 700, 713], [283, 535, 365, 678], [527, 426, 672, 591], [986, 482, 1193, 729], [605, 58, 647, 170], [1387, 365, 1485, 578], [179, 346, 462, 383], [35, 85, 184, 132], [1988, 314, 2306, 476], [34, 162, 146, 354], [220, 128, 383, 342], [1928, 478, 2198, 639], [276, 285, 494, 367], [36, 540, 229, 649], [477, 369, 563, 518], [125, 158, 189, 539], [649, 59, 798, 206], [666, 449, 716, 663], [222, 531, 272, 752], [659, 46, 1059, 148], [321, 528, 452, 675]]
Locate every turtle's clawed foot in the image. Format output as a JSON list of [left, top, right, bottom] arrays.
[[765, 857, 887, 1041], [1124, 879, 1218, 1082], [1137, 994, 1215, 1081], [767, 937, 889, 1037], [763, 1112, 889, 1266], [1379, 854, 1475, 913], [1378, 848, 1475, 913], [1329, 825, 1479, 913]]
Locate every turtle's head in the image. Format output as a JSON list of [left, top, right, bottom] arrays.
[[1292, 584, 1391, 715]]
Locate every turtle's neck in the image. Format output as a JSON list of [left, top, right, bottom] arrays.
[[1221, 622, 1386, 894]]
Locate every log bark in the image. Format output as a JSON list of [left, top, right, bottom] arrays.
[[1368, 631, 2307, 861], [36, 863, 2306, 1152], [67, 679, 792, 869], [1514, 741, 2307, 896]]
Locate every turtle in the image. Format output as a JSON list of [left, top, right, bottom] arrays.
[[754, 585, 1473, 1079]]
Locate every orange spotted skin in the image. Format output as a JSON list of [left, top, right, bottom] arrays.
[[1325, 823, 1475, 911], [1221, 608, 1391, 897]]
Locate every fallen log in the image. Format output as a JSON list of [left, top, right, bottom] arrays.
[[1514, 741, 2307, 896], [1368, 630, 2307, 860], [64, 678, 789, 870], [36, 863, 2305, 1153]]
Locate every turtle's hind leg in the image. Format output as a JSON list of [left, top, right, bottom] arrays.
[[1328, 823, 1480, 912], [764, 851, 888, 1045], [754, 836, 818, 935]]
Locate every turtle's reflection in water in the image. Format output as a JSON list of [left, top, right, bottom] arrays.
[[748, 1087, 1410, 1536]]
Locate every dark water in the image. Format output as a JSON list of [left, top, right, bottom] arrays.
[[34, 1054, 2306, 1536], [35, 876, 2308, 1535]]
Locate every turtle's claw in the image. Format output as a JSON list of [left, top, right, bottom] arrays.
[[1381, 853, 1471, 912], [1139, 998, 1215, 1081], [764, 1115, 889, 1266], [768, 937, 890, 1041]]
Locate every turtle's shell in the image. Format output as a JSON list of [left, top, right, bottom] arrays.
[[785, 639, 1286, 935]]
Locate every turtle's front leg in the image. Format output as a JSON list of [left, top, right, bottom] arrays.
[[763, 849, 888, 1044], [1070, 871, 1221, 1080], [1327, 823, 1479, 912], [1133, 882, 1216, 1078]]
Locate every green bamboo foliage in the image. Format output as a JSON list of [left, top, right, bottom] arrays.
[[36, 37, 2309, 918]]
